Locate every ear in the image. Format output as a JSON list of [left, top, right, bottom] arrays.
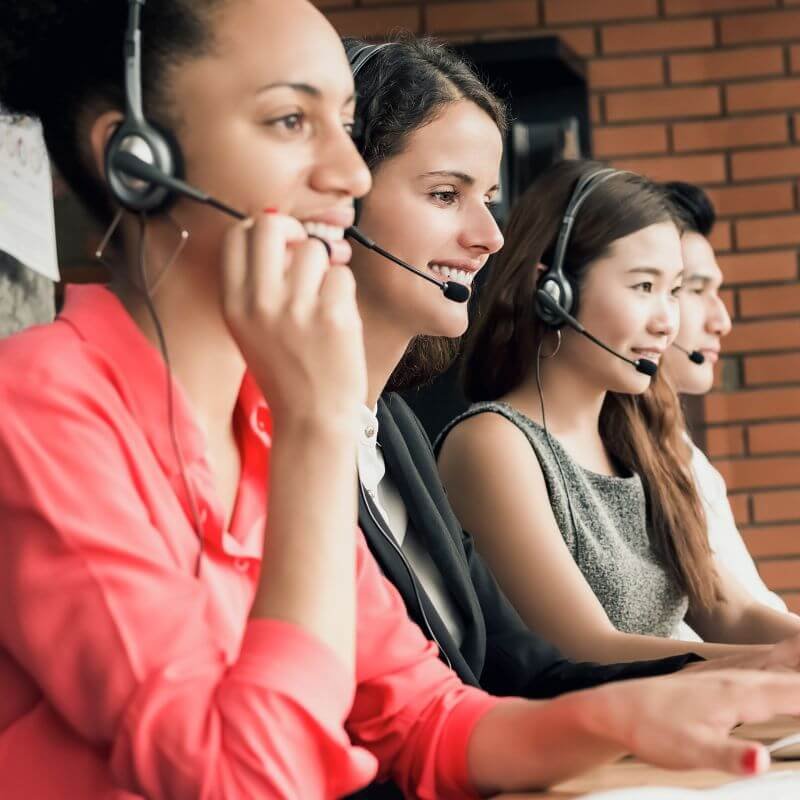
[[87, 110, 125, 182]]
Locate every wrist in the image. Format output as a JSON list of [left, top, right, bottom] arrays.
[[560, 684, 633, 753]]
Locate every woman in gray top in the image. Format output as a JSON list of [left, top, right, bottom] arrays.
[[437, 160, 800, 663]]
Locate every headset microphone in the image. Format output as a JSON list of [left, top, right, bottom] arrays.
[[672, 343, 705, 365], [536, 289, 658, 377], [112, 153, 470, 303], [345, 227, 470, 303]]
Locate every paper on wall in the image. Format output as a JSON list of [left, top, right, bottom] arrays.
[[0, 115, 59, 281]]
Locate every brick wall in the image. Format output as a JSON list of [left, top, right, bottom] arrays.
[[316, 0, 800, 609]]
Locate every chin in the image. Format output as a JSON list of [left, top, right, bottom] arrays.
[[424, 303, 470, 339]]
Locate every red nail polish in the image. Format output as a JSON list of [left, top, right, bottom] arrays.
[[263, 207, 278, 214], [741, 747, 760, 774]]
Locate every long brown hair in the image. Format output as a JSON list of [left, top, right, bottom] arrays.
[[462, 159, 721, 610]]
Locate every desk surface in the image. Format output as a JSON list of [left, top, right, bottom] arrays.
[[495, 716, 800, 799]]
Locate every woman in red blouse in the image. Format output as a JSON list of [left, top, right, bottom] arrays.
[[1, 2, 800, 799]]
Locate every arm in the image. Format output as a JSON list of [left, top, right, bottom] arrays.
[[467, 669, 800, 793], [437, 413, 766, 664], [687, 564, 800, 645], [0, 387, 361, 800]]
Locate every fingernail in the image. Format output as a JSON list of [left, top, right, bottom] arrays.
[[741, 747, 762, 775], [263, 207, 278, 214]]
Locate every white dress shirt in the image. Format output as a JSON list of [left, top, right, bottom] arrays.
[[357, 405, 464, 647]]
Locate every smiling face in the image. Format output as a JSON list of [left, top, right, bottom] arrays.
[[661, 231, 732, 394], [555, 221, 684, 394], [131, 0, 371, 266], [349, 98, 504, 338]]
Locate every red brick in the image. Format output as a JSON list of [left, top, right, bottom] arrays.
[[592, 124, 668, 157], [727, 78, 800, 113], [606, 86, 720, 122], [720, 287, 735, 318], [721, 9, 800, 45], [706, 386, 800, 421], [590, 94, 603, 125], [670, 46, 783, 84], [736, 214, 800, 249], [715, 456, 800, 490], [589, 57, 664, 89], [326, 7, 420, 36], [611, 153, 726, 183], [673, 116, 788, 153], [718, 251, 798, 285], [666, 0, 776, 12], [602, 19, 715, 55], [745, 353, 800, 385], [706, 182, 794, 217], [722, 319, 800, 353], [739, 284, 800, 317], [749, 422, 800, 454], [426, 1, 537, 34], [754, 489, 800, 522], [708, 220, 733, 252], [547, 27, 597, 57], [742, 525, 800, 558], [784, 592, 800, 613], [733, 147, 800, 181], [706, 425, 746, 456], [729, 492, 751, 524], [757, 559, 800, 590], [545, 0, 657, 24], [791, 45, 800, 74]]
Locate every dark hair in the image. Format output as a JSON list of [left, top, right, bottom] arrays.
[[462, 158, 721, 610], [344, 34, 507, 392], [662, 181, 716, 237], [0, 1, 224, 225]]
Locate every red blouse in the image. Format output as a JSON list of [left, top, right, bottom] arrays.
[[0, 285, 500, 799]]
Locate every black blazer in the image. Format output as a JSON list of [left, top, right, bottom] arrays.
[[348, 393, 699, 799]]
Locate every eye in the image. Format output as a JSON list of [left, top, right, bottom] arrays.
[[671, 284, 683, 296], [430, 190, 459, 206], [633, 281, 654, 293], [266, 112, 307, 134]]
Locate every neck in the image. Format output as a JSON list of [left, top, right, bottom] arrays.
[[112, 245, 245, 444], [359, 297, 413, 409], [511, 347, 607, 442]]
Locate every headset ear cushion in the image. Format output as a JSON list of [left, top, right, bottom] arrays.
[[104, 118, 184, 214]]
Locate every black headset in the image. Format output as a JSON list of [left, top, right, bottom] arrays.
[[535, 167, 621, 328], [104, 0, 183, 214]]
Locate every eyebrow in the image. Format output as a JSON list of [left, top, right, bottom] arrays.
[[421, 170, 501, 193], [256, 83, 356, 106], [627, 266, 684, 280], [683, 272, 714, 284]]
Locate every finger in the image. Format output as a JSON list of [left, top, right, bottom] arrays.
[[318, 263, 359, 314], [248, 213, 307, 306], [220, 217, 254, 311], [707, 738, 770, 776], [284, 238, 331, 316]]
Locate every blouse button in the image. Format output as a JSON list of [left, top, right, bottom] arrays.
[[365, 425, 376, 438], [234, 558, 250, 573]]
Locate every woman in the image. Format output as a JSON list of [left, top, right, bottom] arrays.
[[2, 4, 800, 795], [436, 159, 800, 667]]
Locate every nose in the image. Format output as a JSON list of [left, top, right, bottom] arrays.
[[648, 291, 680, 341], [458, 200, 505, 256], [707, 292, 732, 337], [311, 121, 372, 201]]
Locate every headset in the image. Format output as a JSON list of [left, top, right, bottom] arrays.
[[534, 167, 659, 378], [104, 0, 183, 214]]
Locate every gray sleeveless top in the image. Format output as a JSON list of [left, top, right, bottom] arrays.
[[436, 401, 688, 637]]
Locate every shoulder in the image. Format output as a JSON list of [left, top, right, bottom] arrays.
[[0, 318, 120, 426], [438, 405, 545, 483], [687, 438, 728, 502]]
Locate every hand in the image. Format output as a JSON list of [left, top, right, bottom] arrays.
[[583, 669, 800, 775], [685, 633, 800, 674], [220, 212, 367, 429]]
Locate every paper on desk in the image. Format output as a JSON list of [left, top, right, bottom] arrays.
[[0, 115, 59, 281], [584, 769, 800, 798]]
